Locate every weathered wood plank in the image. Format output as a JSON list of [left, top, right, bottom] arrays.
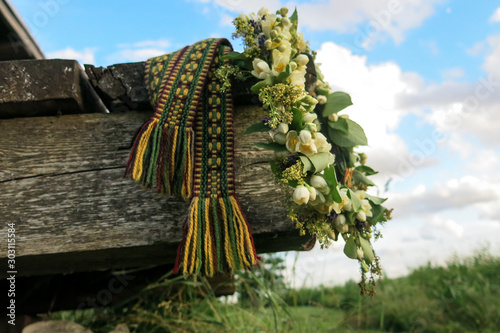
[[0, 105, 309, 278], [0, 59, 107, 118]]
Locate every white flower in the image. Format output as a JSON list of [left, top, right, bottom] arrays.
[[274, 132, 286, 145], [317, 95, 327, 104], [310, 175, 327, 189], [334, 215, 349, 234], [285, 130, 298, 153], [293, 186, 310, 205], [289, 71, 305, 89], [361, 199, 373, 217], [258, 7, 270, 18], [251, 58, 271, 79], [277, 122, 289, 134], [297, 32, 308, 53], [328, 152, 335, 165], [302, 113, 317, 124], [332, 188, 350, 213], [313, 132, 331, 153], [328, 113, 339, 122], [295, 54, 309, 67], [261, 13, 278, 38], [271, 49, 289, 76]]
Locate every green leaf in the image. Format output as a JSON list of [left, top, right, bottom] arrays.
[[355, 165, 378, 176], [347, 189, 362, 212], [290, 7, 298, 25], [323, 92, 353, 116], [364, 193, 387, 205], [344, 235, 358, 260], [308, 152, 331, 173], [255, 142, 287, 151], [299, 156, 313, 173], [290, 107, 303, 131], [359, 236, 374, 264], [250, 78, 272, 94], [352, 169, 375, 187], [315, 85, 330, 96], [367, 204, 386, 224], [221, 51, 248, 60], [327, 119, 368, 147], [324, 165, 342, 203], [245, 122, 269, 134], [328, 117, 349, 133]]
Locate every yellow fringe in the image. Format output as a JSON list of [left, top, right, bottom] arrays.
[[219, 197, 235, 272], [132, 121, 156, 181], [204, 197, 214, 276], [230, 196, 252, 267], [181, 129, 194, 199], [183, 197, 199, 275]]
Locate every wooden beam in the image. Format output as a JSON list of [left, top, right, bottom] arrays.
[[0, 59, 107, 118], [0, 106, 310, 278]]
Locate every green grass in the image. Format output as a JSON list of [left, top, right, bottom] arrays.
[[52, 250, 500, 333]]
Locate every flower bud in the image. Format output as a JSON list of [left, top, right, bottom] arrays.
[[302, 113, 317, 124], [357, 249, 364, 260], [277, 122, 289, 134], [299, 130, 312, 143], [356, 211, 367, 222], [289, 61, 298, 71], [264, 40, 272, 49], [309, 187, 317, 201], [282, 17, 290, 26], [328, 113, 339, 122], [295, 54, 309, 66], [310, 175, 327, 189], [306, 123, 317, 133], [280, 7, 289, 16], [293, 186, 310, 205], [270, 30, 278, 39], [359, 153, 367, 165], [317, 95, 327, 104], [274, 132, 286, 145], [278, 45, 286, 53]]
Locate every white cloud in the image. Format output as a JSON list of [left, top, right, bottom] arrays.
[[441, 68, 465, 80], [315, 42, 439, 180], [489, 7, 500, 23], [427, 215, 464, 238], [47, 47, 97, 65], [107, 39, 171, 64], [205, 0, 443, 47], [482, 35, 500, 78], [466, 41, 485, 56], [388, 176, 500, 218]]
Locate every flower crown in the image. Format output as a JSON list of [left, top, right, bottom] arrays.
[[219, 7, 392, 294]]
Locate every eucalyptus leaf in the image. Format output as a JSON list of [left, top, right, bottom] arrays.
[[364, 193, 387, 205], [367, 204, 386, 223], [299, 156, 313, 173], [255, 142, 287, 151], [328, 117, 349, 133], [245, 122, 269, 134], [221, 51, 248, 60], [352, 169, 375, 186], [290, 7, 298, 25], [348, 189, 362, 212], [328, 118, 368, 147], [324, 165, 342, 203], [344, 235, 358, 260], [251, 78, 272, 94], [308, 152, 331, 173], [323, 92, 353, 116], [359, 236, 374, 264], [355, 165, 378, 176], [291, 107, 304, 131]]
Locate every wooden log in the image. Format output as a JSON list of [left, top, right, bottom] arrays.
[[0, 105, 310, 279], [0, 59, 107, 118], [84, 54, 318, 112]]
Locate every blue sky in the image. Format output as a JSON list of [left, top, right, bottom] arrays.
[[11, 0, 500, 286]]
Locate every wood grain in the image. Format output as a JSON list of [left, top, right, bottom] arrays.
[[0, 105, 309, 278]]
